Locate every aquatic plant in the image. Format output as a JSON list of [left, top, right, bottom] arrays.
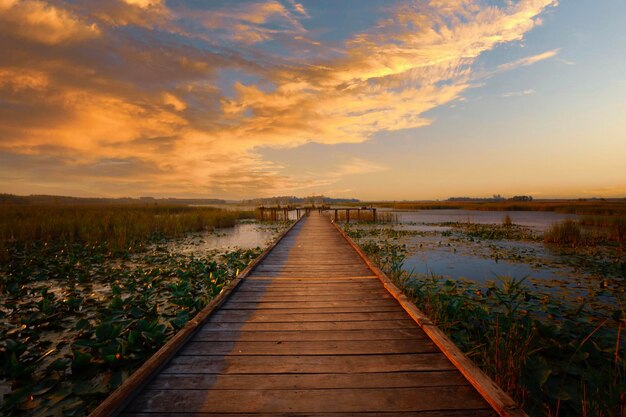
[[441, 221, 539, 241], [503, 214, 513, 227], [0, 242, 263, 416]]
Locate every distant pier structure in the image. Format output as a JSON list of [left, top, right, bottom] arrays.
[[257, 205, 377, 223]]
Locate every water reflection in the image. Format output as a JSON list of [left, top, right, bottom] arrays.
[[160, 222, 280, 256]]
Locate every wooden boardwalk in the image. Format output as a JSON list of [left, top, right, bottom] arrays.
[[93, 212, 526, 417]]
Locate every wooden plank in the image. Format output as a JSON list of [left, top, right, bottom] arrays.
[[237, 282, 382, 290], [198, 320, 417, 331], [232, 289, 386, 296], [178, 339, 438, 355], [219, 306, 403, 314], [192, 328, 427, 341], [122, 411, 496, 417], [222, 300, 400, 309], [128, 386, 488, 413], [227, 294, 394, 302], [162, 353, 456, 374], [242, 275, 379, 281], [147, 370, 469, 390], [209, 311, 409, 323]]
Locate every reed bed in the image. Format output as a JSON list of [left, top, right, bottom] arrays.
[[0, 205, 254, 257], [580, 215, 625, 242], [544, 216, 625, 247]]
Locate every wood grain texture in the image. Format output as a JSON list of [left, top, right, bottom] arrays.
[[128, 386, 489, 413]]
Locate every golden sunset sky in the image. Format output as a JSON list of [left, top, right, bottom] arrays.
[[1, 0, 625, 199]]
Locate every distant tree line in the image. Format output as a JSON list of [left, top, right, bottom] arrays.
[[245, 195, 360, 206], [447, 194, 533, 202]]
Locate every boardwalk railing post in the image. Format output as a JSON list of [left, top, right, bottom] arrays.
[[373, 208, 377, 223]]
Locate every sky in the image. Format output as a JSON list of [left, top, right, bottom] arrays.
[[0, 0, 625, 200]]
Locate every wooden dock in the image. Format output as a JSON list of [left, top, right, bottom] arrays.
[[91, 212, 527, 417]]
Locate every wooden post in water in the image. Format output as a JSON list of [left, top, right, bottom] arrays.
[[334, 209, 338, 222], [346, 209, 350, 223]]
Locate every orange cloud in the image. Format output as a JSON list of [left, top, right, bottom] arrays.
[[0, 0, 100, 44]]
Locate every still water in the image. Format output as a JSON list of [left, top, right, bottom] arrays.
[[348, 210, 620, 307], [160, 221, 281, 256], [388, 209, 579, 232]]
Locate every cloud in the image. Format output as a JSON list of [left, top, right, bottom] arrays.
[[287, 0, 309, 18], [0, 0, 100, 44], [0, 0, 558, 198], [497, 48, 560, 72], [189, 0, 308, 45], [501, 88, 536, 97]]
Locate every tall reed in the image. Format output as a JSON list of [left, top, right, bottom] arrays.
[[0, 205, 254, 255]]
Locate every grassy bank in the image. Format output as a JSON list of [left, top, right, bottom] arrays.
[[347, 232, 625, 417], [0, 205, 255, 261]]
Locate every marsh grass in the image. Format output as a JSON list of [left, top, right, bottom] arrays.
[[348, 232, 625, 417], [0, 205, 254, 256], [544, 220, 590, 247], [580, 215, 626, 243]]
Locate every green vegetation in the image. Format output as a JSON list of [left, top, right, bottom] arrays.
[[1, 243, 261, 416], [346, 231, 625, 417], [0, 204, 279, 416], [445, 222, 539, 242]]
